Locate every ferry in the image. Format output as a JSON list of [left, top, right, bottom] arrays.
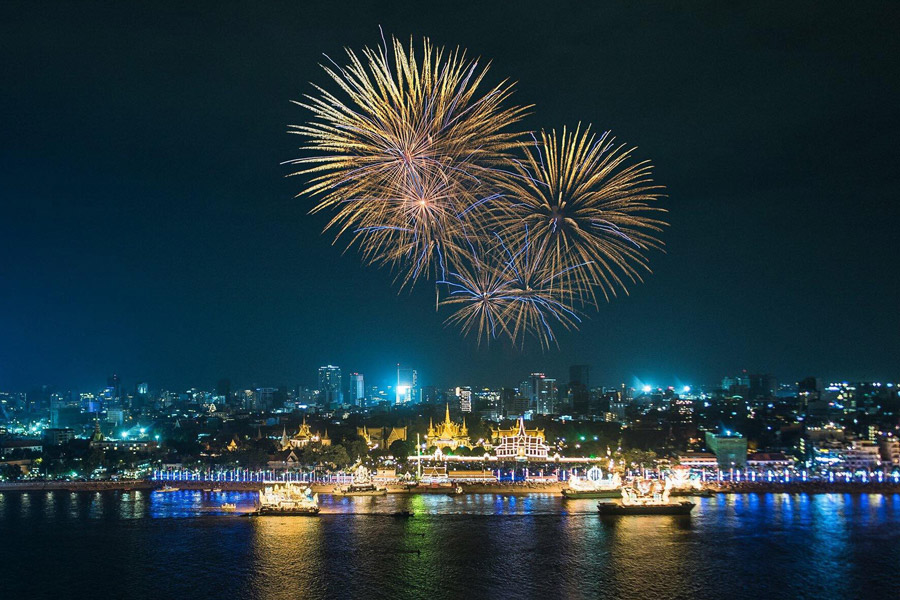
[[155, 485, 179, 493], [249, 483, 320, 516], [220, 503, 237, 512], [597, 478, 695, 516], [562, 466, 622, 499]]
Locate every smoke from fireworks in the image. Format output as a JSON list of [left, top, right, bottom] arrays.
[[289, 35, 667, 348]]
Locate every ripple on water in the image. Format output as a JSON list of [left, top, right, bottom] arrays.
[[0, 492, 898, 600]]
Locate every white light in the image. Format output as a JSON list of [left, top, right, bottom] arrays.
[[683, 385, 691, 393], [642, 385, 652, 393]]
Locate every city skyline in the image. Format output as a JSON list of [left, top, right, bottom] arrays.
[[2, 4, 899, 391]]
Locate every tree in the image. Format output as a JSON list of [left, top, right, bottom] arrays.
[[1, 463, 22, 481], [389, 439, 414, 460]]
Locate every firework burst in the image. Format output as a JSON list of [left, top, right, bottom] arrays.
[[286, 34, 529, 287], [289, 35, 667, 349], [440, 231, 587, 349], [498, 125, 667, 305]]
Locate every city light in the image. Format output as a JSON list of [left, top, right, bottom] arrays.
[[642, 385, 652, 393]]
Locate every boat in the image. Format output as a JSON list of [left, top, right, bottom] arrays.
[[562, 466, 622, 499], [155, 485, 179, 493], [597, 501, 695, 515], [248, 483, 320, 516], [597, 478, 695, 516], [333, 465, 387, 497], [665, 465, 713, 497], [220, 503, 237, 512], [212, 488, 223, 493]]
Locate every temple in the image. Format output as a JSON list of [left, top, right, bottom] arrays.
[[492, 418, 550, 460], [426, 404, 471, 450], [280, 416, 331, 450], [357, 425, 407, 449]]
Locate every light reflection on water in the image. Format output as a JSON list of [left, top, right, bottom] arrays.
[[0, 492, 898, 600]]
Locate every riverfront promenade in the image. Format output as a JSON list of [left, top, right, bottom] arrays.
[[3, 479, 900, 495]]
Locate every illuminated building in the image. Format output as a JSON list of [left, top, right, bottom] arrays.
[[880, 438, 900, 466], [843, 440, 881, 470], [456, 386, 472, 413], [349, 373, 365, 406], [318, 365, 343, 406], [705, 431, 748, 467], [281, 417, 331, 449], [396, 365, 417, 404], [357, 425, 407, 449], [677, 452, 718, 468], [426, 404, 471, 450], [746, 452, 794, 469], [492, 418, 549, 460]]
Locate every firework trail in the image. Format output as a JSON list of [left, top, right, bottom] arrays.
[[498, 125, 666, 306], [289, 35, 666, 348], [286, 34, 529, 287]]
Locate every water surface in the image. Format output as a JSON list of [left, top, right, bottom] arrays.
[[1, 491, 898, 599]]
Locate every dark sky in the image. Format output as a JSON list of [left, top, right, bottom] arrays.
[[2, 1, 898, 392]]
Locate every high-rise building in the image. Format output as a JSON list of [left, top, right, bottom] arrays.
[[569, 364, 590, 416], [524, 373, 544, 412], [523, 373, 559, 415], [748, 373, 777, 400], [537, 378, 558, 415], [456, 386, 473, 413], [255, 387, 276, 412], [349, 373, 365, 406], [318, 365, 343, 406], [396, 365, 418, 404]]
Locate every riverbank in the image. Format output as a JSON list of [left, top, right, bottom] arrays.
[[2, 479, 899, 495], [706, 481, 900, 494]]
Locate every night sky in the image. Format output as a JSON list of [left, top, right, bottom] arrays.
[[2, 2, 898, 392]]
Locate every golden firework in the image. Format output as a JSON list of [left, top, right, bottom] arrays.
[[287, 34, 529, 287], [498, 125, 667, 305], [440, 231, 587, 349]]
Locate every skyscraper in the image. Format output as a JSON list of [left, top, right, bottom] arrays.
[[569, 364, 590, 416], [318, 365, 343, 406], [349, 373, 365, 406], [396, 365, 418, 404], [524, 373, 558, 415]]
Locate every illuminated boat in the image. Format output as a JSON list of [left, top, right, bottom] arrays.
[[334, 466, 387, 497], [666, 465, 714, 497], [562, 466, 622, 499], [155, 485, 179, 493], [250, 483, 320, 516], [597, 478, 695, 516], [221, 503, 237, 512]]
